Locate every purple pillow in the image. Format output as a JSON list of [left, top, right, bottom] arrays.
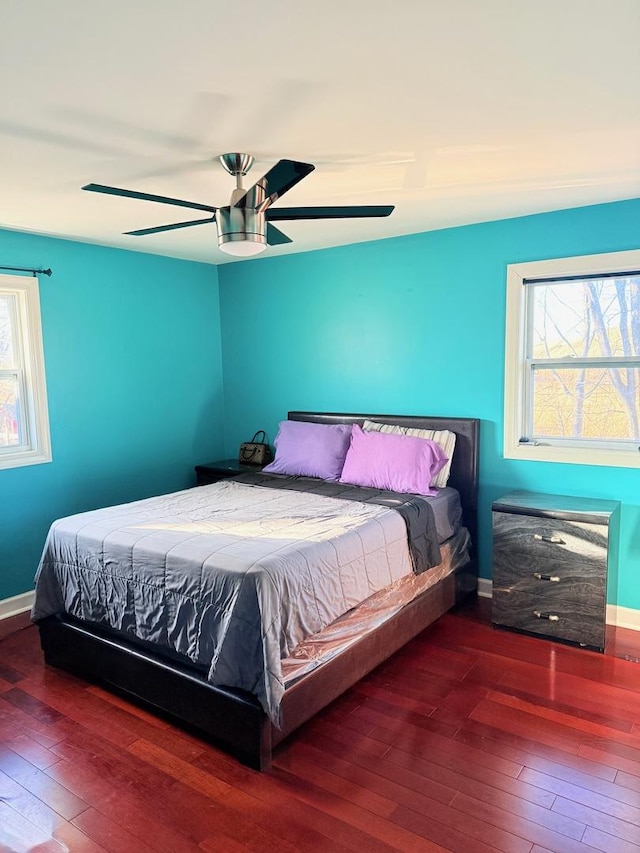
[[339, 424, 447, 496], [262, 420, 352, 480]]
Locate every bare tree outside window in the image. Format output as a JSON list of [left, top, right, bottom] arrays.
[[527, 275, 640, 444]]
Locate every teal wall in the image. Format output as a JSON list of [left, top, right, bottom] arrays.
[[3, 198, 639, 610], [219, 197, 640, 610], [0, 229, 224, 600]]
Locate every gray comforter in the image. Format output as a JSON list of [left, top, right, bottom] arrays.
[[32, 478, 438, 724]]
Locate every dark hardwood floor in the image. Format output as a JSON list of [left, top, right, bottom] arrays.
[[1, 598, 639, 852]]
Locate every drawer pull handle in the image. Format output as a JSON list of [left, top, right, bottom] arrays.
[[533, 572, 561, 582], [533, 610, 560, 621], [534, 533, 566, 545]]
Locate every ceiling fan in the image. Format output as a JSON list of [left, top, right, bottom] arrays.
[[82, 153, 395, 257]]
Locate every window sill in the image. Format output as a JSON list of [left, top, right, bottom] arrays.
[[504, 441, 640, 469], [0, 448, 52, 471]]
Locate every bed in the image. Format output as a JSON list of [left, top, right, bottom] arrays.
[[34, 411, 479, 770]]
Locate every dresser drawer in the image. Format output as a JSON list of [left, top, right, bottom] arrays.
[[493, 512, 608, 571], [492, 569, 605, 608], [492, 588, 606, 649], [492, 510, 607, 600]]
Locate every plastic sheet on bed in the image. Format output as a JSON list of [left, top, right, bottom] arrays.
[[281, 526, 471, 687]]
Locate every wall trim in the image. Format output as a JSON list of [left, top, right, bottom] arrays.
[[475, 579, 639, 632], [477, 578, 493, 599], [606, 604, 640, 632], [0, 590, 35, 620], [4, 584, 639, 632]]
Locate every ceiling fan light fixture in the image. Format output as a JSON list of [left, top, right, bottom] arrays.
[[216, 205, 267, 257], [217, 233, 267, 257]]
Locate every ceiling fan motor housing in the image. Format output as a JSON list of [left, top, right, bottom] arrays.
[[216, 205, 266, 252]]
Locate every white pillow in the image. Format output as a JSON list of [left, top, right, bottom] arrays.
[[362, 420, 456, 488]]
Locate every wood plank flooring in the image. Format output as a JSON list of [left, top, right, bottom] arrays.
[[0, 599, 639, 852]]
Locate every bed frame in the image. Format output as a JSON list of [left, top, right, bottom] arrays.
[[37, 412, 479, 770]]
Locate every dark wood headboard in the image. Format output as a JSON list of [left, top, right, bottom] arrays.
[[288, 411, 480, 551]]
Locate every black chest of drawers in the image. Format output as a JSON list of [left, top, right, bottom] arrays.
[[492, 491, 621, 652]]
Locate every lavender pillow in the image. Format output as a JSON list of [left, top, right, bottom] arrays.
[[262, 420, 352, 480], [339, 424, 447, 496]]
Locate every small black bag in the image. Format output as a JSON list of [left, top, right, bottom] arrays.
[[239, 430, 272, 466]]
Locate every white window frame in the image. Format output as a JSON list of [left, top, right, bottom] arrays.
[[504, 249, 640, 469], [0, 273, 51, 470]]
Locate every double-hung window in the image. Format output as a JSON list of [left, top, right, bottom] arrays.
[[504, 250, 640, 469], [0, 274, 51, 470]]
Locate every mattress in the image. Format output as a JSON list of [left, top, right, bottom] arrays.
[[421, 486, 462, 543], [232, 470, 459, 550], [281, 525, 470, 686], [32, 479, 445, 724]]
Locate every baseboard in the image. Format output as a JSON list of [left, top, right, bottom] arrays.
[[607, 604, 640, 631], [475, 579, 639, 631], [4, 584, 640, 632], [0, 590, 35, 620], [477, 578, 492, 599]]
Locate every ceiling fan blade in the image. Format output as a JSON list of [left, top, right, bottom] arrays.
[[0, 120, 128, 156], [108, 158, 216, 184], [266, 223, 292, 245], [124, 216, 216, 237], [266, 205, 394, 221], [82, 183, 217, 214], [58, 92, 233, 155], [235, 160, 314, 209]]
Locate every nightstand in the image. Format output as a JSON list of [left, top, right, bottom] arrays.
[[195, 458, 264, 486], [492, 491, 621, 652]]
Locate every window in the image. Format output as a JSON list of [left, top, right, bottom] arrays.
[[504, 250, 640, 469], [0, 274, 51, 470]]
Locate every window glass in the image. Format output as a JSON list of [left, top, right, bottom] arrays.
[[0, 294, 17, 367], [530, 276, 640, 359], [531, 365, 640, 442], [0, 376, 22, 447], [527, 275, 640, 445]]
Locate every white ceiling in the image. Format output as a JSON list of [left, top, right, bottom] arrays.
[[1, 0, 639, 266]]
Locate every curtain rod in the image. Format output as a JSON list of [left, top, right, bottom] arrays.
[[0, 264, 52, 277]]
